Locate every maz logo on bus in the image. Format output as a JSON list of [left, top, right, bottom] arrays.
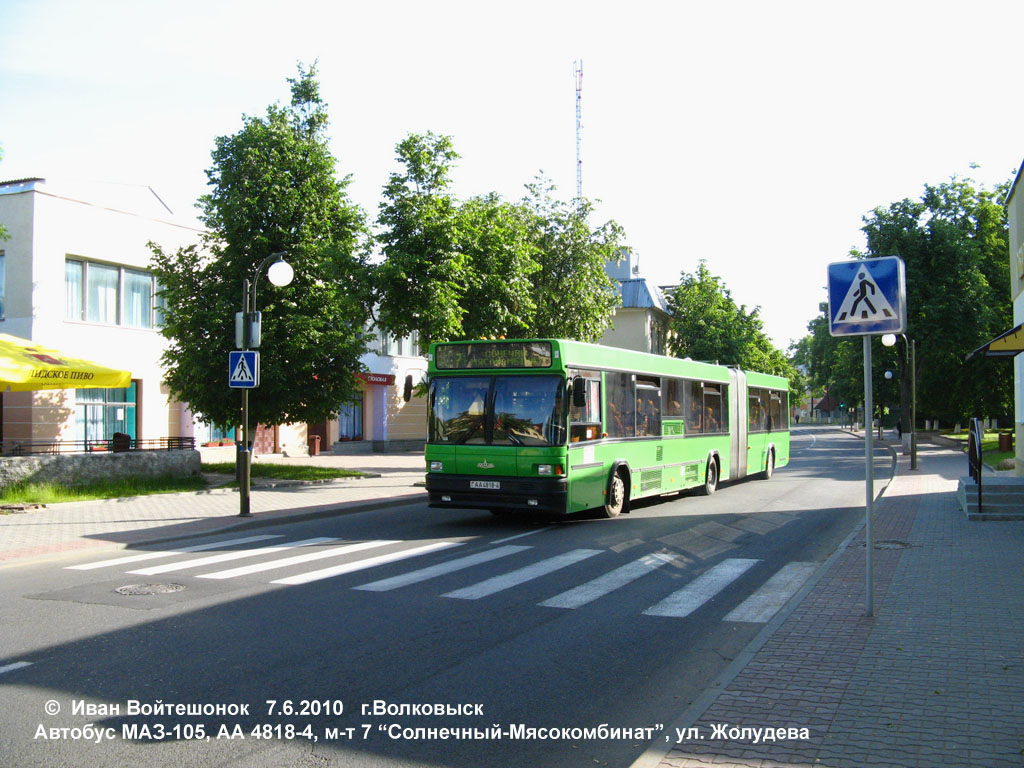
[[477, 461, 495, 469]]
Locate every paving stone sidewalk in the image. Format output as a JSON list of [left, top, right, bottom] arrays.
[[638, 440, 1024, 768], [0, 452, 427, 564]]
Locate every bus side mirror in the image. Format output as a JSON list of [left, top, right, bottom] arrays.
[[572, 377, 587, 409], [403, 374, 414, 402]]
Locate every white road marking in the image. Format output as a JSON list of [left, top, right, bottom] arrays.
[[354, 545, 532, 591], [539, 552, 677, 609], [0, 662, 32, 675], [643, 558, 760, 618], [271, 542, 463, 586], [443, 549, 602, 600], [492, 529, 549, 545], [64, 535, 284, 570], [723, 562, 818, 623], [197, 540, 400, 580], [127, 538, 340, 575]]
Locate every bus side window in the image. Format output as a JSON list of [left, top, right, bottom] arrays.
[[570, 377, 601, 442]]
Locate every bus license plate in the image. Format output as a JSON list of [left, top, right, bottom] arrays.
[[470, 480, 500, 490]]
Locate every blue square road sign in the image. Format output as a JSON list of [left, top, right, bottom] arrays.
[[229, 351, 259, 388], [827, 256, 907, 336]]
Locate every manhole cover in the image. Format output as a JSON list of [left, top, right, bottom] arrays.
[[874, 540, 911, 550], [115, 583, 185, 596]]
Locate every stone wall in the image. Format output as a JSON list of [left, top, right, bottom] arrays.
[[0, 450, 201, 489]]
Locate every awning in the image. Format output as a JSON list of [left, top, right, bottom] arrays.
[[967, 323, 1024, 360], [0, 333, 131, 391]]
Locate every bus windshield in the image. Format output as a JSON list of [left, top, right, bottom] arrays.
[[429, 375, 566, 446]]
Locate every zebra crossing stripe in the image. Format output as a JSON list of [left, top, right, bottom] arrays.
[[270, 542, 463, 586], [354, 545, 532, 592], [127, 538, 340, 576], [443, 549, 603, 601], [642, 558, 760, 618], [539, 552, 677, 609], [65, 535, 284, 570], [197, 540, 400, 580], [723, 561, 817, 623]]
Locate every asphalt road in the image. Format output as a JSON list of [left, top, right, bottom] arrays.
[[0, 427, 891, 768]]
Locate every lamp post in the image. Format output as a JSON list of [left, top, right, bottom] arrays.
[[882, 332, 917, 470], [237, 251, 294, 517]]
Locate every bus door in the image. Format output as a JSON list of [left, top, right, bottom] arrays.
[[729, 369, 748, 481], [566, 370, 605, 513], [747, 386, 768, 475]]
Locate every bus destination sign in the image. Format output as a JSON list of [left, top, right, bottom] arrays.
[[435, 342, 553, 370]]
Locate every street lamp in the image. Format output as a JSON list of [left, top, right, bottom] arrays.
[[237, 251, 294, 517], [882, 332, 917, 470]]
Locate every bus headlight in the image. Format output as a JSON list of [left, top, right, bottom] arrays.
[[538, 464, 565, 476], [429, 461, 444, 471]]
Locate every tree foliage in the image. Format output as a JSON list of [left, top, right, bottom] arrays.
[[150, 65, 371, 428], [796, 175, 1012, 427], [374, 134, 624, 344], [522, 177, 623, 342], [667, 261, 798, 387]]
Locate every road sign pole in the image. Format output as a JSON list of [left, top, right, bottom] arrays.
[[238, 277, 251, 517], [863, 335, 874, 617]]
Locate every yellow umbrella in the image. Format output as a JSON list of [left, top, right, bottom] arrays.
[[0, 333, 131, 391]]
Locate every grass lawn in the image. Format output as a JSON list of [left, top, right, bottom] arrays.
[[200, 463, 366, 481], [0, 464, 368, 509], [0, 475, 210, 508], [944, 430, 1014, 466]]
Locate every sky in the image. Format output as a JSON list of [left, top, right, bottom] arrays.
[[2, 0, 1023, 350]]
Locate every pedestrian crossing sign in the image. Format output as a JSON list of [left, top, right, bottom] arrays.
[[229, 351, 259, 388], [827, 257, 906, 336]]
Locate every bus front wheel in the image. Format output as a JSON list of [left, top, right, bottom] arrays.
[[701, 458, 719, 496], [602, 470, 627, 518]]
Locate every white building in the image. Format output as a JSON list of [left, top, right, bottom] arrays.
[[0, 178, 203, 448]]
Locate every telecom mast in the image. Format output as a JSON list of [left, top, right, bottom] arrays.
[[574, 59, 583, 201]]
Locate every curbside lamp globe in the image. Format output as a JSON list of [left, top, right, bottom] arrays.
[[881, 333, 897, 347], [267, 259, 294, 288]]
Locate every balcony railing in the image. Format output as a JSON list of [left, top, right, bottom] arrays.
[[0, 436, 196, 456]]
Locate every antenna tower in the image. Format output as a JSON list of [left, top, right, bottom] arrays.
[[574, 59, 583, 201]]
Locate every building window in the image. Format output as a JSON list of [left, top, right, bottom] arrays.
[[75, 382, 138, 442], [65, 258, 160, 329], [338, 398, 363, 440]]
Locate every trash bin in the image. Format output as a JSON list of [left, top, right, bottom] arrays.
[[308, 435, 321, 456], [999, 431, 1012, 452]]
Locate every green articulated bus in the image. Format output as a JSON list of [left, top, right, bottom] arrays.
[[424, 339, 790, 518]]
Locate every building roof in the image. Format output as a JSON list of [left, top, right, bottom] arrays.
[[0, 177, 198, 225], [617, 278, 669, 313]]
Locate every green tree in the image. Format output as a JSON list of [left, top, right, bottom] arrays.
[[457, 193, 538, 339], [149, 65, 371, 428], [375, 132, 466, 344], [667, 261, 798, 388], [374, 139, 624, 344], [522, 177, 624, 342], [855, 175, 1011, 428]]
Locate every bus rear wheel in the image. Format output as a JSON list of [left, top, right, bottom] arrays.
[[602, 470, 627, 518], [701, 458, 719, 496], [762, 449, 775, 480]]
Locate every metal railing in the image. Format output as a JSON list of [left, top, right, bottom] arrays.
[[0, 436, 195, 456]]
